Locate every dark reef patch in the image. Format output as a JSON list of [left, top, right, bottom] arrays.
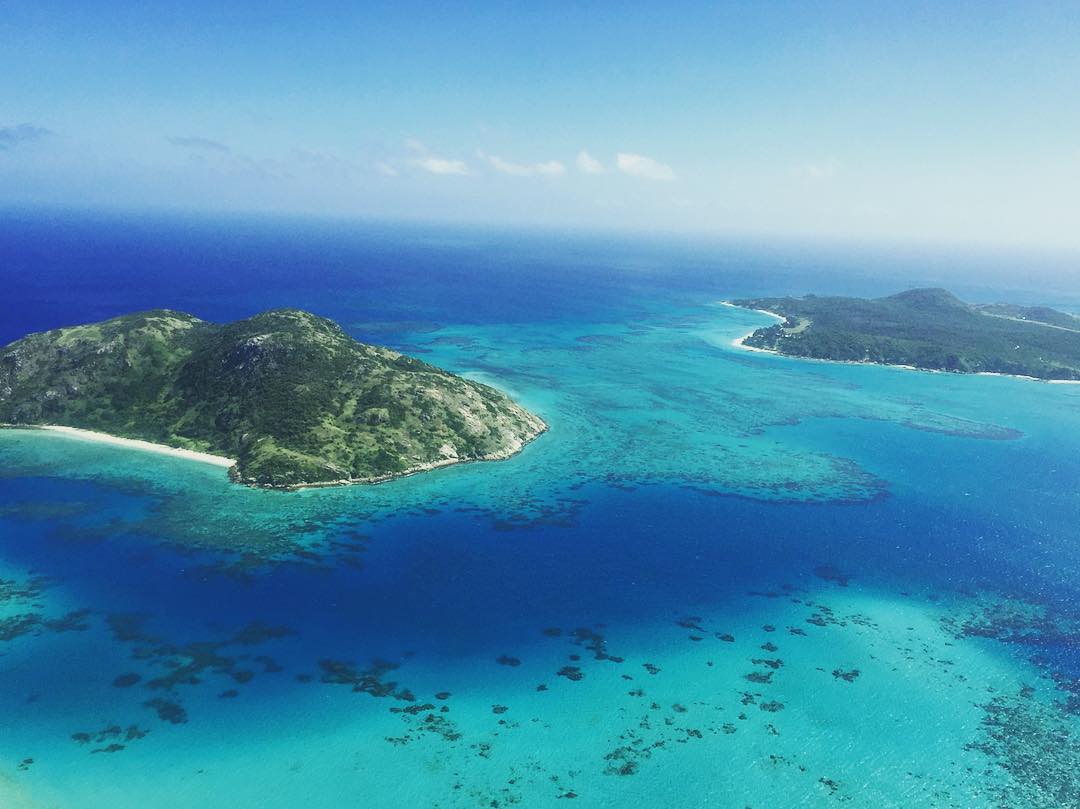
[[1, 608, 91, 643], [391, 702, 435, 715], [72, 723, 150, 752], [814, 566, 851, 587], [317, 658, 417, 702], [569, 627, 621, 662], [752, 657, 783, 670], [966, 687, 1080, 808], [0, 575, 50, 605], [677, 616, 704, 632], [107, 613, 155, 644], [144, 698, 188, 724], [942, 594, 1080, 648]]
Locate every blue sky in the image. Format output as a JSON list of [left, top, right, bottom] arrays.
[[2, 2, 1079, 248]]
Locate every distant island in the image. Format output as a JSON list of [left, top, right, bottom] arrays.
[[729, 288, 1080, 381], [0, 309, 547, 488]]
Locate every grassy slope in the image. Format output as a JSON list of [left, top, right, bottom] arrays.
[[733, 288, 1080, 380], [0, 309, 546, 486]]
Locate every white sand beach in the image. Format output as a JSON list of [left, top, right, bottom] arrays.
[[730, 332, 775, 352], [35, 425, 236, 468], [717, 300, 785, 351], [976, 372, 1080, 385]]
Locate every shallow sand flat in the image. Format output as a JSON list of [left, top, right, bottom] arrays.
[[3, 578, 1059, 809], [0, 779, 39, 809]]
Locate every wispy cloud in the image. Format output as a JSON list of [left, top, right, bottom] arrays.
[[791, 158, 838, 181], [406, 138, 469, 175], [483, 153, 566, 177], [616, 152, 675, 181], [374, 160, 398, 177], [414, 156, 469, 175], [0, 123, 53, 150], [576, 150, 605, 174], [168, 135, 230, 153]]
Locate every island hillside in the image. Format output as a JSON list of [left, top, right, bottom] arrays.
[[732, 288, 1080, 381], [0, 309, 547, 487]]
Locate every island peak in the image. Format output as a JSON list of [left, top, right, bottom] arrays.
[[883, 288, 967, 310]]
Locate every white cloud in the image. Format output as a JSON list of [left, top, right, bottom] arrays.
[[413, 156, 469, 175], [403, 138, 469, 175], [484, 153, 566, 177], [487, 155, 532, 176], [374, 160, 398, 177], [576, 150, 605, 174], [791, 158, 838, 181], [534, 160, 566, 176], [616, 152, 675, 181]]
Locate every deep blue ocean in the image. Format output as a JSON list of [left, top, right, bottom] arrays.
[[1, 209, 1079, 808]]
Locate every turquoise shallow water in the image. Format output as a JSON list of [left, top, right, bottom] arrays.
[[1, 214, 1079, 807]]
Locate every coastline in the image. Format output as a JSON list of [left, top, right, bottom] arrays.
[[721, 301, 1080, 385], [1, 419, 548, 490], [717, 300, 785, 353], [249, 419, 549, 491], [1, 424, 237, 468]]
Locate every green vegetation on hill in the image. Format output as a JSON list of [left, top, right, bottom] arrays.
[[0, 309, 546, 486], [733, 288, 1080, 380], [974, 302, 1080, 332]]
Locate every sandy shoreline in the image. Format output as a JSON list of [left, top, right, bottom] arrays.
[[1, 424, 237, 468], [717, 300, 785, 352], [0, 420, 547, 489], [720, 301, 1080, 385]]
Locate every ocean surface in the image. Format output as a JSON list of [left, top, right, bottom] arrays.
[[1, 209, 1079, 808]]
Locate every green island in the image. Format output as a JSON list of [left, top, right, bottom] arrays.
[[0, 309, 547, 487], [732, 288, 1080, 381]]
